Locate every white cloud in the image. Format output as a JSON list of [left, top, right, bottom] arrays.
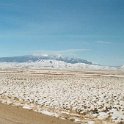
[[96, 41, 111, 44]]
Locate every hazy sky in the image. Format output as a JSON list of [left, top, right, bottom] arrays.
[[0, 0, 124, 66]]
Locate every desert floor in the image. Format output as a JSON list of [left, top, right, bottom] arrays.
[[0, 69, 124, 124]]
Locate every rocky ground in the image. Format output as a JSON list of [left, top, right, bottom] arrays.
[[0, 69, 124, 124]]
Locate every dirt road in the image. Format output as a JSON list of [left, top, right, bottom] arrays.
[[0, 103, 74, 124]]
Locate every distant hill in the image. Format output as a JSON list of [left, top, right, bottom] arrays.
[[0, 55, 117, 70], [0, 55, 92, 64]]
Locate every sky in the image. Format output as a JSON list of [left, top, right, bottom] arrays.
[[0, 0, 124, 66]]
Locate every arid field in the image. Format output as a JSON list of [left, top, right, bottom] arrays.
[[0, 69, 124, 124]]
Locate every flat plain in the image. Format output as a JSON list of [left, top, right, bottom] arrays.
[[0, 69, 124, 124]]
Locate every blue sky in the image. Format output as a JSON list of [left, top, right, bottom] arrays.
[[0, 0, 124, 66]]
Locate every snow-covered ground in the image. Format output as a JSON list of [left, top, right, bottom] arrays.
[[0, 69, 124, 124]]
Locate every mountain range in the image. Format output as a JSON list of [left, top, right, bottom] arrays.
[[0, 55, 122, 70], [0, 55, 92, 64]]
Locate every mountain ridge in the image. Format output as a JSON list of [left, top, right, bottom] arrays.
[[0, 55, 122, 70], [0, 55, 92, 64]]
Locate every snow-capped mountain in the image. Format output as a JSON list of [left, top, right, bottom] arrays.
[[0, 55, 117, 70], [0, 55, 92, 64], [120, 65, 124, 70]]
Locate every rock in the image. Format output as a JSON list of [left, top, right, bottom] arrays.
[[88, 121, 95, 124], [98, 112, 109, 120], [92, 114, 98, 118], [23, 104, 32, 110], [6, 100, 13, 105]]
